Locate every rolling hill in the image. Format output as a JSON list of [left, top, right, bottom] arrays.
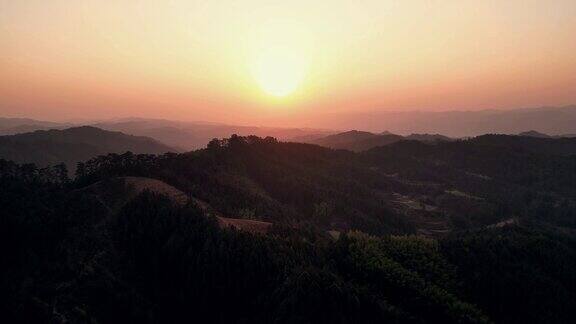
[[0, 126, 176, 169], [307, 130, 404, 151], [69, 134, 576, 237], [307, 130, 451, 151]]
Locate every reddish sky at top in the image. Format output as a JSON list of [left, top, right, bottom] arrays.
[[1, 0, 576, 126]]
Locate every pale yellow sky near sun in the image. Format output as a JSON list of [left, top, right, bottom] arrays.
[[1, 0, 576, 125]]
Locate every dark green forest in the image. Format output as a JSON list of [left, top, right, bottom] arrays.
[[1, 135, 575, 323]]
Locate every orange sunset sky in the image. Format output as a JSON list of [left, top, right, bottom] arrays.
[[1, 0, 576, 126]]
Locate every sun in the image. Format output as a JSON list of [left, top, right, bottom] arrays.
[[251, 47, 308, 97]]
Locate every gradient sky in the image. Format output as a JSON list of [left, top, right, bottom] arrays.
[[1, 0, 576, 126]]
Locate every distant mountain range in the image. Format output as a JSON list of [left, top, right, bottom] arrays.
[[293, 105, 576, 137], [88, 118, 334, 150], [0, 126, 175, 170], [303, 128, 576, 152], [0, 117, 333, 150], [0, 117, 71, 135], [3, 105, 576, 150]]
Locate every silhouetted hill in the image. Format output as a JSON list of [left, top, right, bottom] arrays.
[[405, 133, 453, 142], [0, 126, 176, 169], [318, 130, 376, 142], [518, 130, 552, 138], [309, 130, 404, 151], [309, 130, 451, 151]]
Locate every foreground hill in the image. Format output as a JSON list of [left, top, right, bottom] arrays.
[[1, 135, 575, 322], [69, 134, 576, 237], [76, 135, 415, 235], [0, 126, 176, 169]]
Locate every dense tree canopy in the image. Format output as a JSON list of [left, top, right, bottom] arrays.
[[1, 134, 575, 323]]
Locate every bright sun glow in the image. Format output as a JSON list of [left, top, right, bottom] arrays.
[[251, 47, 308, 97]]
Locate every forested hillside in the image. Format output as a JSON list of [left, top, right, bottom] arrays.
[[1, 134, 575, 323]]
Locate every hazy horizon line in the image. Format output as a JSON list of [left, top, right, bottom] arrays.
[[2, 103, 575, 127]]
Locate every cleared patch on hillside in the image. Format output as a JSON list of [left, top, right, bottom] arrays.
[[79, 176, 272, 235], [78, 176, 188, 212], [389, 193, 451, 237], [445, 190, 483, 201], [216, 217, 271, 235]]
